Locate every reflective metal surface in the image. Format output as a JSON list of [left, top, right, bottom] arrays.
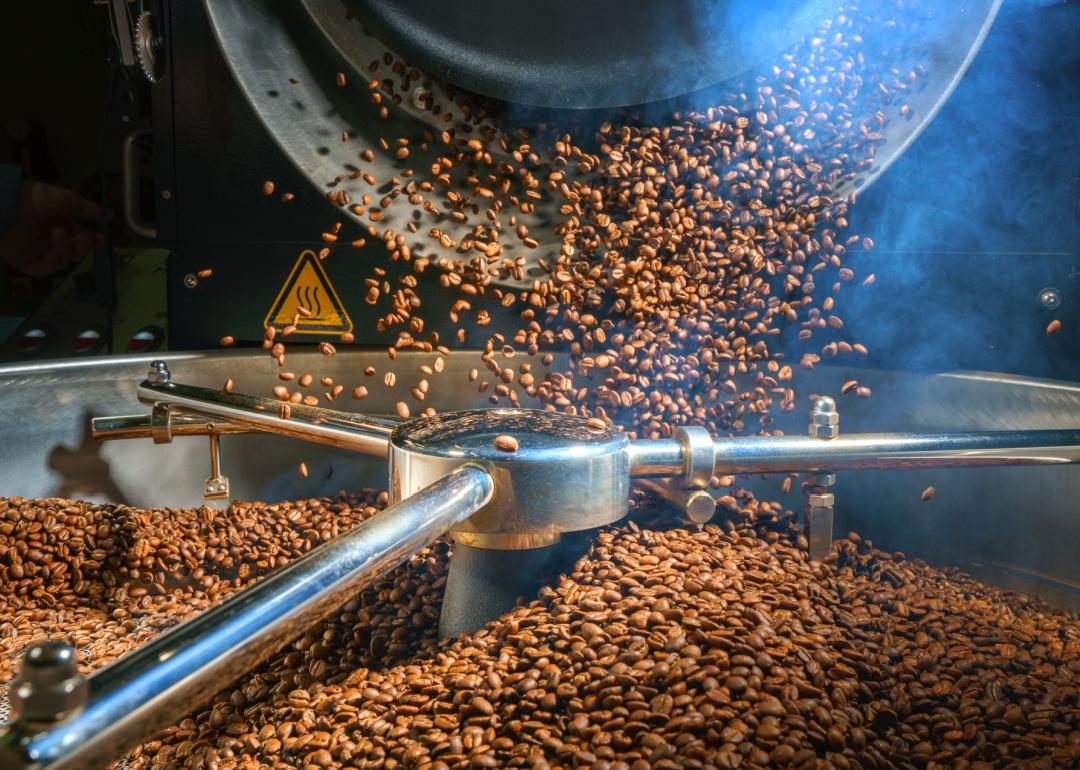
[[627, 430, 1080, 476], [638, 480, 717, 528], [390, 409, 630, 549], [0, 465, 493, 770], [347, 0, 842, 109], [137, 376, 398, 458], [713, 429, 1080, 473], [0, 350, 518, 509], [201, 0, 557, 291], [439, 541, 569, 639], [201, 0, 999, 287], [91, 413, 247, 441]]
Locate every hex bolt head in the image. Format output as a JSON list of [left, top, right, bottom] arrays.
[[12, 640, 88, 722], [808, 492, 835, 508], [811, 472, 837, 487], [810, 411, 839, 426], [809, 423, 839, 438]]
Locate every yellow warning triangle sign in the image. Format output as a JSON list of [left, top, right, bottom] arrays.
[[264, 250, 353, 334]]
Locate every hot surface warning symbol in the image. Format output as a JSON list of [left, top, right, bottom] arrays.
[[264, 250, 353, 334]]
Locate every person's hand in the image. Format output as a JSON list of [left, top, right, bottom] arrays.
[[0, 181, 105, 277]]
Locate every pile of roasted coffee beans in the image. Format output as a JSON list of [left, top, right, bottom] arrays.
[[0, 493, 389, 680], [1, 494, 1077, 769]]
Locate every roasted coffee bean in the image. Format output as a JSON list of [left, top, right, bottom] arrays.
[[492, 434, 518, 453]]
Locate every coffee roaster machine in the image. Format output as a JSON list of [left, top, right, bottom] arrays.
[[1, 2, 1079, 769]]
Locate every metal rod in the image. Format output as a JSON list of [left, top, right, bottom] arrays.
[[712, 430, 1080, 473], [0, 465, 494, 770], [137, 380, 400, 457], [91, 413, 248, 440], [638, 479, 717, 527], [628, 429, 1080, 476], [203, 434, 229, 500], [626, 440, 685, 477]]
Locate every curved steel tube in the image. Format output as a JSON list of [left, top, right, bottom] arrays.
[[628, 430, 1080, 476], [137, 379, 399, 457], [0, 465, 494, 770]]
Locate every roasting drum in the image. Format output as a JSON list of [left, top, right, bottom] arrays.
[[200, 0, 1001, 288], [0, 351, 1076, 612]]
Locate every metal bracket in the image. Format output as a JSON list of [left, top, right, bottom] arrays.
[[149, 404, 173, 444], [204, 433, 229, 501]]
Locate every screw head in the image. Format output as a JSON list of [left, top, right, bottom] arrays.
[[411, 87, 431, 110], [183, 273, 198, 289], [1039, 287, 1061, 310]]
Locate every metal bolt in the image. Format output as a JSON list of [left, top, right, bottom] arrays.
[[183, 273, 199, 289], [147, 360, 171, 385], [11, 641, 88, 723], [806, 397, 837, 562], [411, 87, 431, 110], [809, 395, 839, 438], [810, 411, 840, 426], [1039, 287, 1061, 310], [162, 189, 172, 200]]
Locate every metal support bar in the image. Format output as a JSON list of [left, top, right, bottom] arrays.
[[137, 378, 399, 458], [203, 434, 229, 500], [91, 413, 248, 441], [629, 429, 1080, 477], [639, 479, 717, 528], [0, 465, 495, 770]]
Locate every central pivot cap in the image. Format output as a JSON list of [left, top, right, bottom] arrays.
[[389, 409, 629, 548]]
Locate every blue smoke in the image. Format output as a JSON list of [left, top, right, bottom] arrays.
[[842, 0, 1080, 381]]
